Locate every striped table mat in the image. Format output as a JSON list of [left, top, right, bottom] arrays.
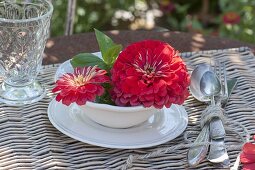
[[0, 47, 254, 170]]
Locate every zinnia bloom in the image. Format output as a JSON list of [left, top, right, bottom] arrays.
[[160, 0, 175, 13], [110, 40, 190, 109], [223, 12, 240, 25], [52, 66, 110, 106], [241, 136, 255, 170]]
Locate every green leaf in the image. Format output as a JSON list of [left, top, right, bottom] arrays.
[[104, 44, 122, 65], [94, 28, 115, 62], [96, 83, 115, 105], [71, 53, 108, 70]]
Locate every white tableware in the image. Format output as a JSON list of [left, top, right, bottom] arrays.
[[48, 98, 188, 149], [80, 101, 158, 128]]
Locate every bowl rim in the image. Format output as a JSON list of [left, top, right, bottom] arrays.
[[83, 101, 156, 112]]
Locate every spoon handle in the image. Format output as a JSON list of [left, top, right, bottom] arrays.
[[187, 124, 210, 167]]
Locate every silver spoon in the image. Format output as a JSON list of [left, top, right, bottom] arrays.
[[189, 63, 213, 103], [200, 71, 221, 105], [188, 64, 215, 167]]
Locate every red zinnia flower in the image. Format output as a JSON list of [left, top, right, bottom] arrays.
[[241, 136, 255, 170], [52, 66, 110, 106], [110, 40, 190, 109], [223, 12, 240, 25], [160, 0, 175, 13]]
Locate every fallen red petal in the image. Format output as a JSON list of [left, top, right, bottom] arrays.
[[243, 143, 255, 155], [240, 152, 255, 163], [242, 163, 255, 170]]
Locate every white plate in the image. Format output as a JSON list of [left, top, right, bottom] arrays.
[[54, 52, 102, 82], [48, 98, 188, 149]]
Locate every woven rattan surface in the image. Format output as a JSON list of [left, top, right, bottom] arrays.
[[0, 47, 254, 169]]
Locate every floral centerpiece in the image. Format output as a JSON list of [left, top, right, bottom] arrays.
[[52, 29, 190, 128]]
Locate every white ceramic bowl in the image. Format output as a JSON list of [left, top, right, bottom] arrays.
[[79, 101, 158, 128]]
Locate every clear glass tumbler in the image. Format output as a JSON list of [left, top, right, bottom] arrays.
[[0, 0, 53, 105]]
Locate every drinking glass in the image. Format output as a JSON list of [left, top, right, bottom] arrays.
[[0, 0, 53, 105]]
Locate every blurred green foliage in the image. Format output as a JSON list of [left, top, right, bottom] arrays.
[[51, 0, 135, 36], [51, 0, 67, 36], [218, 0, 255, 43], [50, 0, 255, 44], [159, 0, 255, 43]]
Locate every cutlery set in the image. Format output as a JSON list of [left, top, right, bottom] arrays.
[[188, 61, 238, 167]]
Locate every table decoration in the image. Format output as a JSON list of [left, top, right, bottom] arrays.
[[0, 47, 253, 169], [52, 29, 190, 129]]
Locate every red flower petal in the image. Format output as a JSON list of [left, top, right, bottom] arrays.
[[142, 100, 154, 107], [153, 103, 163, 109], [56, 94, 63, 102], [144, 94, 154, 101], [242, 163, 255, 170], [243, 143, 255, 155], [76, 94, 87, 105], [120, 97, 129, 105], [155, 95, 165, 106], [61, 94, 74, 106], [83, 84, 98, 93], [130, 95, 140, 106], [93, 75, 110, 83], [153, 80, 165, 93], [60, 87, 75, 96], [52, 86, 62, 93], [165, 100, 172, 108], [240, 152, 255, 164]]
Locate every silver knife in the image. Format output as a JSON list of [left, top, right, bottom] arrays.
[[207, 78, 238, 164], [209, 118, 225, 139], [187, 78, 237, 166]]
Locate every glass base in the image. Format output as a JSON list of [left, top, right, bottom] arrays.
[[0, 81, 46, 106]]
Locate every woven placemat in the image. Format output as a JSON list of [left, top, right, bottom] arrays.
[[0, 47, 254, 170]]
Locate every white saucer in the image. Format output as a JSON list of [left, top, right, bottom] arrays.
[[48, 99, 188, 149]]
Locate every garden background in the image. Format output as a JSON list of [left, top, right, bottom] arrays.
[[51, 0, 255, 44]]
